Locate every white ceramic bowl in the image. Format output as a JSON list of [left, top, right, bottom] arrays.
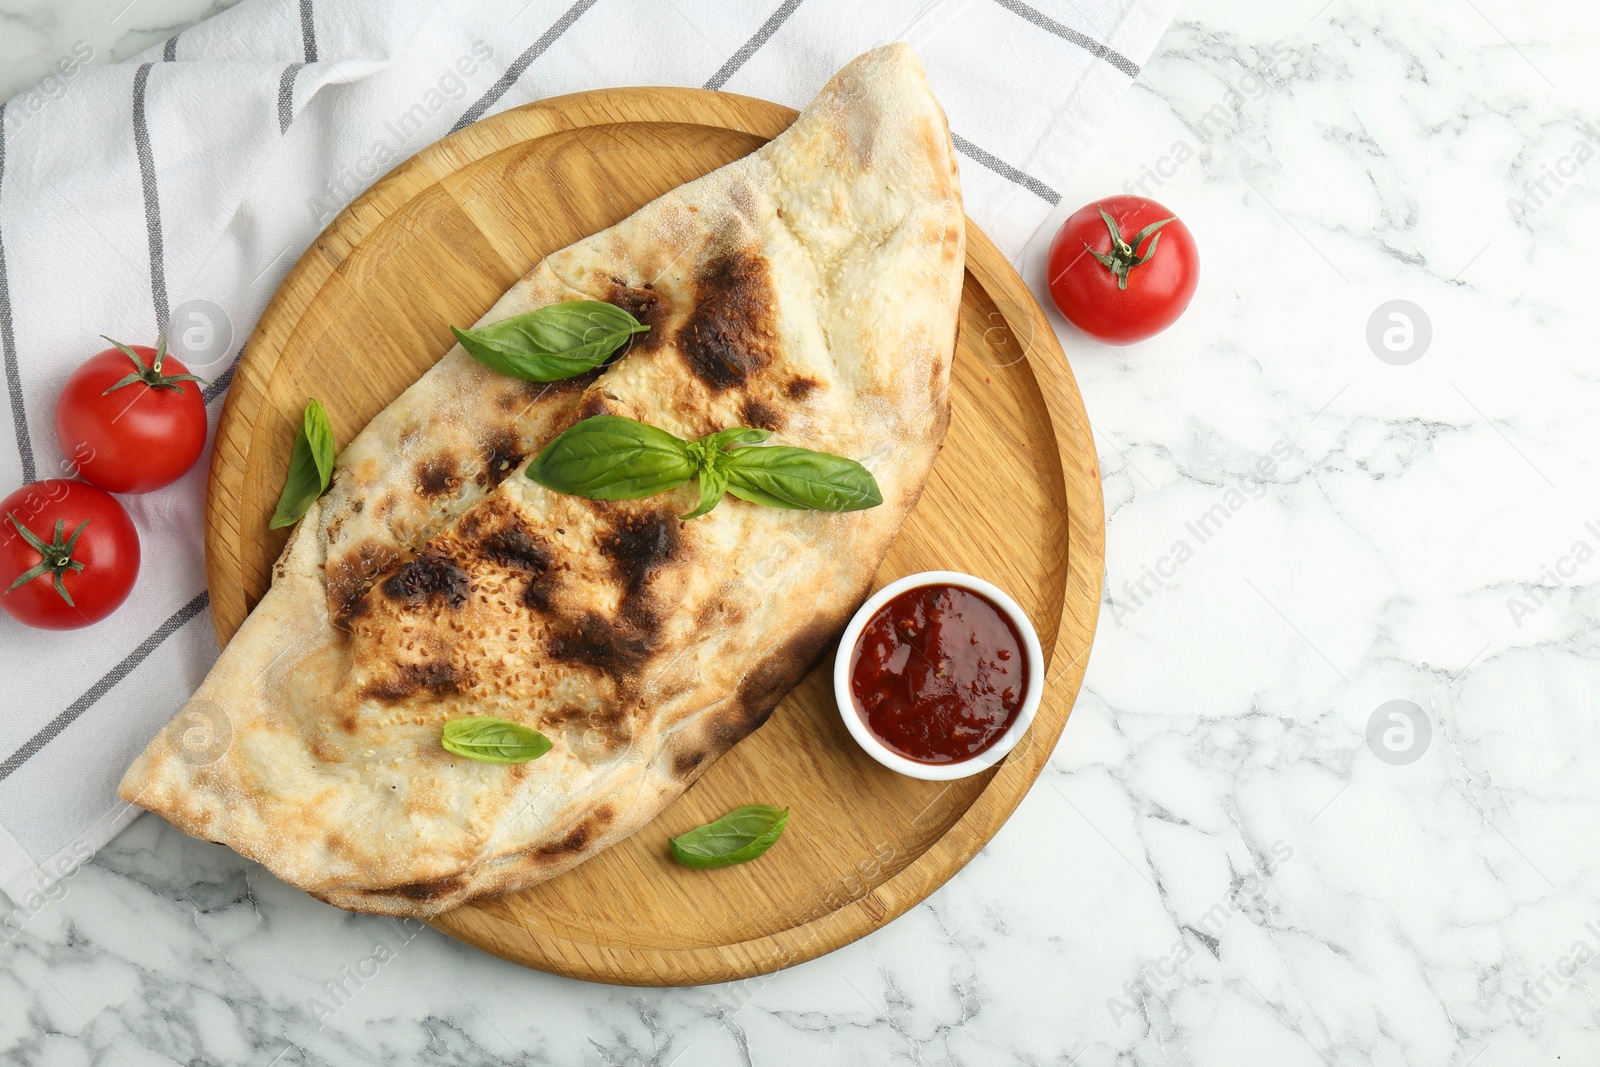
[[833, 570, 1044, 781]]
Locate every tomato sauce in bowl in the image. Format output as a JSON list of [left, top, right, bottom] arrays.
[[847, 584, 1029, 765]]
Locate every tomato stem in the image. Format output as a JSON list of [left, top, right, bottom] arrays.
[[1085, 207, 1177, 291], [4, 512, 89, 607], [100, 334, 209, 395]]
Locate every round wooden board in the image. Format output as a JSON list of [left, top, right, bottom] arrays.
[[206, 87, 1104, 986]]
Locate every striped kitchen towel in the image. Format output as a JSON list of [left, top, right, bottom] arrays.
[[0, 0, 1177, 905]]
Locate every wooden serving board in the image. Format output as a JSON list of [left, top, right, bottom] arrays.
[[206, 87, 1104, 986]]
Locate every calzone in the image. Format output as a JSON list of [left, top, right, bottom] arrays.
[[120, 43, 965, 917]]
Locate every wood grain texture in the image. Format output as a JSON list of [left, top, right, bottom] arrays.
[[204, 87, 1104, 986]]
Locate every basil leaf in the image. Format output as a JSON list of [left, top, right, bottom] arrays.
[[525, 415, 696, 500], [669, 805, 789, 869], [452, 301, 649, 383], [269, 398, 336, 529], [302, 398, 335, 487], [724, 446, 883, 512], [441, 716, 552, 764], [699, 426, 772, 452]]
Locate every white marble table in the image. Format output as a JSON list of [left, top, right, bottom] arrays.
[[4, 0, 1597, 1063]]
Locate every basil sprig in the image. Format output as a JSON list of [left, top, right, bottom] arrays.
[[669, 805, 789, 869], [525, 416, 881, 519], [441, 716, 553, 764], [270, 398, 336, 529], [452, 301, 649, 383]]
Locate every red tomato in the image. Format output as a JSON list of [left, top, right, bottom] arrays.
[[0, 479, 141, 629], [55, 337, 207, 493], [1046, 195, 1199, 345]]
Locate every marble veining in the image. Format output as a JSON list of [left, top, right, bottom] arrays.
[[4, 0, 1599, 1063]]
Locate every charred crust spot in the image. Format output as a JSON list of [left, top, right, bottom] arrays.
[[725, 702, 775, 745], [536, 805, 616, 857], [521, 582, 553, 613], [392, 875, 466, 901], [603, 284, 667, 356], [361, 659, 461, 702], [381, 552, 471, 611], [676, 253, 777, 390], [786, 377, 820, 400], [416, 455, 459, 497], [577, 391, 615, 420], [601, 511, 679, 595], [739, 398, 783, 432], [737, 621, 839, 717], [547, 609, 657, 675], [546, 510, 677, 675], [478, 524, 551, 574], [604, 286, 657, 321], [328, 542, 401, 630], [534, 702, 629, 750], [470, 514, 557, 612], [479, 430, 524, 487], [538, 824, 591, 856], [665, 608, 839, 787], [586, 705, 632, 748], [670, 744, 707, 781], [669, 701, 776, 783], [337, 712, 358, 733]]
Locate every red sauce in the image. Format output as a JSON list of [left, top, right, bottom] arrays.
[[848, 584, 1028, 764]]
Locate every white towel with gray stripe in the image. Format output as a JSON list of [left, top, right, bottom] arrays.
[[0, 0, 1177, 905]]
